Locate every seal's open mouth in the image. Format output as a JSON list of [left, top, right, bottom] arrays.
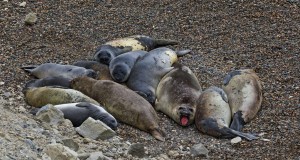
[[180, 115, 189, 126]]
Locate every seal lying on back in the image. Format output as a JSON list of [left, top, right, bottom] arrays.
[[55, 102, 117, 129], [73, 60, 113, 80], [195, 86, 258, 140], [126, 47, 190, 104], [24, 86, 99, 108], [94, 35, 179, 65], [23, 76, 72, 93], [155, 63, 202, 126], [21, 63, 98, 79], [71, 76, 165, 141], [222, 69, 262, 131], [30, 102, 118, 130], [109, 50, 147, 82]]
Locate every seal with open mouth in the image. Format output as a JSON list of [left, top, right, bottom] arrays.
[[155, 63, 202, 126]]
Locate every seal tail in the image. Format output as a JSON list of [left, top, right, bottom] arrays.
[[20, 65, 38, 73], [153, 39, 179, 47], [175, 49, 192, 56], [228, 128, 258, 141], [150, 129, 165, 141]]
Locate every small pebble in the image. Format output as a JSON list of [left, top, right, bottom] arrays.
[[231, 137, 242, 144], [19, 2, 26, 7]]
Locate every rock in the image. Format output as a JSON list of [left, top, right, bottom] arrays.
[[75, 117, 116, 140], [19, 2, 26, 7], [87, 152, 112, 160], [44, 143, 78, 160], [190, 143, 209, 157], [24, 12, 37, 25], [0, 82, 4, 85], [62, 138, 79, 151], [167, 150, 179, 158], [127, 143, 145, 158], [77, 153, 90, 160], [158, 154, 171, 160], [231, 137, 242, 144], [3, 92, 11, 98], [36, 104, 65, 125]]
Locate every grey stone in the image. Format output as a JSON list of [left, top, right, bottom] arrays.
[[190, 143, 209, 157], [24, 12, 37, 25], [86, 152, 104, 160], [36, 104, 65, 125], [44, 143, 78, 160], [75, 117, 116, 140], [78, 153, 90, 160], [62, 138, 79, 151], [127, 143, 145, 158]]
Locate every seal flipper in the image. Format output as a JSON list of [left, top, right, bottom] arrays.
[[150, 129, 165, 141], [175, 50, 191, 56], [152, 39, 179, 47], [223, 70, 241, 86], [115, 46, 132, 55], [230, 111, 246, 131], [227, 128, 258, 141], [20, 65, 38, 73]]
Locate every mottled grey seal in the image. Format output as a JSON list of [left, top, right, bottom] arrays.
[[126, 47, 190, 104], [21, 63, 97, 79], [55, 102, 117, 130], [24, 86, 99, 108], [23, 76, 72, 93], [109, 50, 147, 82], [71, 76, 165, 141], [222, 69, 263, 131], [93, 35, 178, 65], [195, 86, 258, 140], [155, 63, 202, 126], [73, 60, 113, 80]]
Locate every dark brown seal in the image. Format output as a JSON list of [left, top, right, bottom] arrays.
[[73, 60, 113, 80], [70, 76, 165, 141]]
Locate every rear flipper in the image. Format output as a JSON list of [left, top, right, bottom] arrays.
[[153, 39, 179, 47], [176, 50, 191, 56], [197, 118, 257, 141], [230, 111, 246, 131], [150, 128, 166, 141], [20, 65, 38, 73]]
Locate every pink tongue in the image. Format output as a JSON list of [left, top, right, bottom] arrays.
[[181, 116, 189, 126]]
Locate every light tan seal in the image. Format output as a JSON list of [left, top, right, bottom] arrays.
[[24, 87, 99, 108], [155, 63, 202, 126], [222, 69, 262, 131], [94, 35, 179, 65], [195, 86, 258, 140], [71, 76, 165, 141]]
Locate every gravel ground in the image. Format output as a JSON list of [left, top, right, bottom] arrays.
[[1, 0, 299, 159]]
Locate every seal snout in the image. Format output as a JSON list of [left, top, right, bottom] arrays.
[[178, 106, 193, 126], [96, 51, 112, 65], [112, 65, 128, 82]]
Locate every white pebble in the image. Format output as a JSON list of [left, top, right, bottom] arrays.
[[19, 2, 26, 7], [230, 136, 242, 144]]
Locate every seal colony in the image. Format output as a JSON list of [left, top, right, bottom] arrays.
[[22, 35, 263, 142]]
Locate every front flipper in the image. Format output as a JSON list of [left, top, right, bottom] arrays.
[[223, 70, 241, 86], [175, 49, 191, 56], [150, 128, 166, 141], [230, 111, 246, 131]]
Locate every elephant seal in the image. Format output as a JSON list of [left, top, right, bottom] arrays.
[[94, 35, 179, 65], [109, 50, 147, 82], [21, 63, 98, 79], [155, 63, 202, 126], [195, 86, 258, 140], [73, 60, 113, 80], [24, 86, 99, 108], [222, 69, 262, 131], [23, 76, 72, 93], [126, 47, 191, 104], [71, 76, 165, 141]]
